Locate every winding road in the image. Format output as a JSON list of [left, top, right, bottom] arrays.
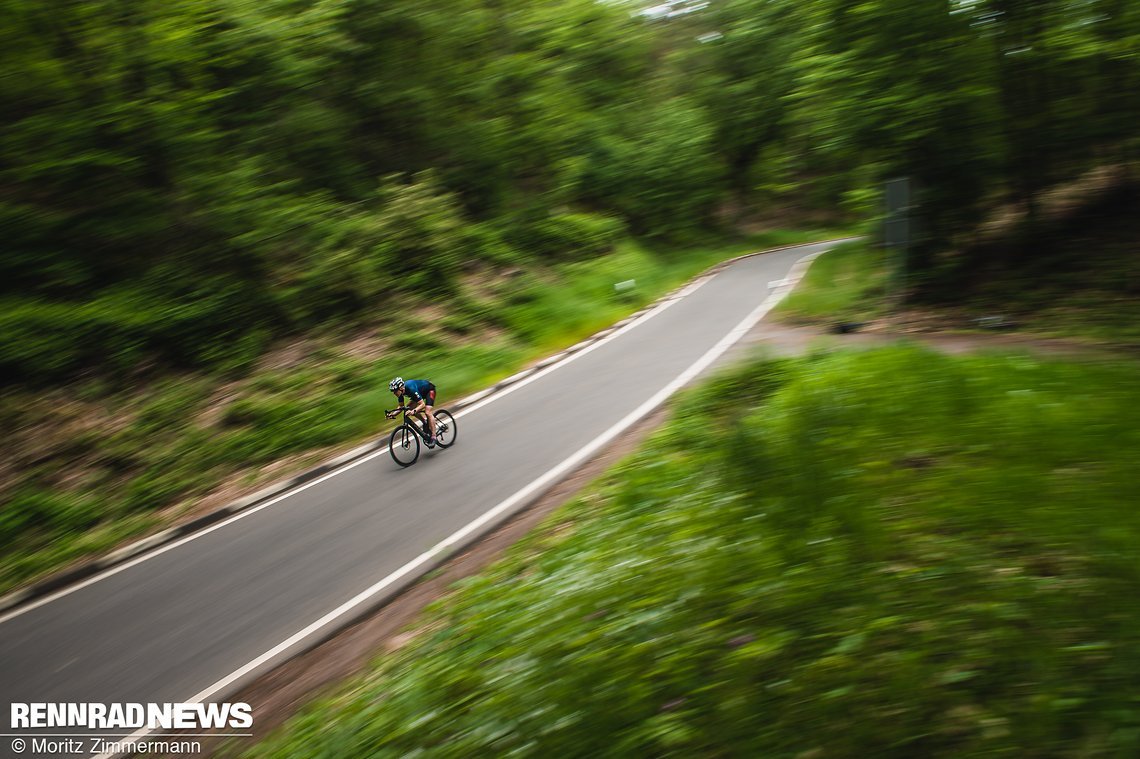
[[0, 240, 844, 757]]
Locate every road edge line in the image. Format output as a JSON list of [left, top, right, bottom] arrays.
[[0, 238, 854, 618], [94, 243, 833, 758]]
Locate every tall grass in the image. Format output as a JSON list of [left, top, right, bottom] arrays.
[[247, 346, 1140, 758], [775, 239, 892, 324]]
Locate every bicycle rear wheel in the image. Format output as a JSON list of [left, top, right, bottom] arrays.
[[433, 409, 457, 448], [389, 424, 420, 467]]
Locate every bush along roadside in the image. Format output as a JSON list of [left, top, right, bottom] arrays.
[[247, 345, 1140, 758]]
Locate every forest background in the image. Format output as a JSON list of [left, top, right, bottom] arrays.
[[1, 0, 1137, 589]]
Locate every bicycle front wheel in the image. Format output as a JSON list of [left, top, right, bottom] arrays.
[[389, 424, 420, 467], [433, 409, 457, 448]]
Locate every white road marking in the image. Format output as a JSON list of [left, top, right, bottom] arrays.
[[456, 275, 711, 417], [93, 244, 829, 757], [0, 266, 716, 626]]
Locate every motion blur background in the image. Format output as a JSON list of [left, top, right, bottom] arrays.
[[3, 0, 1136, 383], [2, 1, 1139, 754]]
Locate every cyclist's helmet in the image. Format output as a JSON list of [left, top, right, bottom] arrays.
[[389, 377, 405, 392]]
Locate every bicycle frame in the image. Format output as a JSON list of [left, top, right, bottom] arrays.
[[389, 407, 431, 440], [386, 406, 455, 466]]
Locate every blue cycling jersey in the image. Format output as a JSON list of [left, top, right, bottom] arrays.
[[402, 379, 435, 405]]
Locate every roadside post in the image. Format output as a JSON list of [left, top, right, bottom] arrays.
[[884, 177, 911, 304]]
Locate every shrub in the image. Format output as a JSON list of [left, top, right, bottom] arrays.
[[577, 98, 724, 239], [505, 212, 625, 260], [2, 489, 102, 542], [0, 299, 89, 381], [371, 172, 467, 295]]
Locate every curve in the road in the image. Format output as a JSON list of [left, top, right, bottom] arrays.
[[0, 241, 844, 758]]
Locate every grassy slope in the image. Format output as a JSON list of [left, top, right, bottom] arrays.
[[0, 229, 842, 595], [774, 239, 893, 325], [247, 346, 1140, 758]]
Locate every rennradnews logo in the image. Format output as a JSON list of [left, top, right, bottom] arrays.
[[10, 702, 253, 730]]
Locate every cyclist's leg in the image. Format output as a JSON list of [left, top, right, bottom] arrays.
[[425, 387, 437, 436]]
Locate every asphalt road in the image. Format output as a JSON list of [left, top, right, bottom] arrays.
[[0, 241, 841, 754]]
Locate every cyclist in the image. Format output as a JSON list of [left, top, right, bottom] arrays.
[[387, 377, 439, 447]]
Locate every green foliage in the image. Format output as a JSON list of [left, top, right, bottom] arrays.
[[776, 240, 894, 324], [680, 0, 1140, 274], [248, 347, 1140, 758], [504, 212, 625, 260], [578, 98, 725, 239], [696, 0, 798, 203], [0, 0, 686, 383], [2, 489, 102, 544], [369, 173, 467, 294], [0, 283, 269, 381], [3, 0, 1137, 385]]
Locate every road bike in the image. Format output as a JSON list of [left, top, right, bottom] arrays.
[[385, 406, 457, 467]]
